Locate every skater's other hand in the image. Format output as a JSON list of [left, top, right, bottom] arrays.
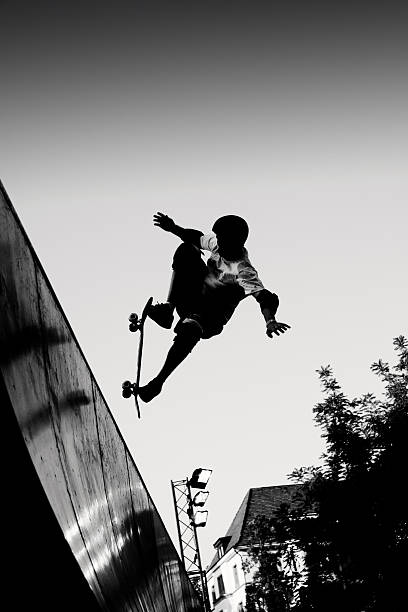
[[153, 212, 176, 232], [266, 320, 291, 338]]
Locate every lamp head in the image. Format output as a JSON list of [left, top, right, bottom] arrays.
[[189, 468, 212, 490]]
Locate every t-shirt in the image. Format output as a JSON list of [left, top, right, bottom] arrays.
[[200, 233, 264, 296]]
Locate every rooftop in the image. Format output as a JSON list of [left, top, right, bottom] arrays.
[[208, 484, 303, 571]]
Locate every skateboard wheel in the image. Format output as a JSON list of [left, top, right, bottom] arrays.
[[129, 313, 138, 322], [122, 380, 133, 399], [129, 322, 138, 332]]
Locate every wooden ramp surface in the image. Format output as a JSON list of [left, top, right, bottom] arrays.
[[0, 181, 203, 612]]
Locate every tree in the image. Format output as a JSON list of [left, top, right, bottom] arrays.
[[289, 335, 408, 611], [243, 512, 303, 612], [244, 336, 408, 612]]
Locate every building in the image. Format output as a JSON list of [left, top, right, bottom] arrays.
[[206, 485, 302, 612]]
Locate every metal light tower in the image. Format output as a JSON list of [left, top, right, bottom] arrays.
[[171, 469, 212, 611]]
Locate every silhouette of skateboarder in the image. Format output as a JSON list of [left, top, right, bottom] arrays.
[[138, 212, 290, 403]]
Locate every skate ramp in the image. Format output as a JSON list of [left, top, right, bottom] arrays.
[[0, 181, 202, 611]]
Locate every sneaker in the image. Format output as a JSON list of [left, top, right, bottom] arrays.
[[137, 378, 163, 403], [148, 302, 174, 329]]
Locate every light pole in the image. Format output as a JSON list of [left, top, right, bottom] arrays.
[[171, 468, 212, 611]]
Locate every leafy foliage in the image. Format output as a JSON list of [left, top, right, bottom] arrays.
[[243, 512, 303, 612], [244, 337, 408, 611]]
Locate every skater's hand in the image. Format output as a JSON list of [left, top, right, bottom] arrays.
[[153, 212, 176, 233], [266, 320, 291, 338]]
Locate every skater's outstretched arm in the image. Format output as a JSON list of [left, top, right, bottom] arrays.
[[253, 289, 291, 339], [153, 212, 203, 247]]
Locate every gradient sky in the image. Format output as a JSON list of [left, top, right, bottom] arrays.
[[1, 1, 407, 565]]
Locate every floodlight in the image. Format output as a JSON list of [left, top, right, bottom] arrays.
[[189, 468, 212, 490], [193, 510, 208, 528], [193, 491, 209, 507]]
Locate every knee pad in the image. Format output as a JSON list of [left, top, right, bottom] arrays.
[[172, 242, 202, 269], [173, 320, 202, 353]]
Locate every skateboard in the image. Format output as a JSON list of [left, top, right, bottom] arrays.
[[122, 296, 153, 418]]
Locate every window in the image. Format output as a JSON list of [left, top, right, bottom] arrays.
[[217, 574, 225, 597], [217, 540, 226, 559], [213, 536, 231, 560], [233, 564, 240, 589]]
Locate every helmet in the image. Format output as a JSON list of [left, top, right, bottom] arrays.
[[212, 215, 249, 244]]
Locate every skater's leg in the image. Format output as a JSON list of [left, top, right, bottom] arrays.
[[148, 243, 206, 328], [168, 243, 207, 315], [138, 321, 202, 403], [166, 270, 177, 307]]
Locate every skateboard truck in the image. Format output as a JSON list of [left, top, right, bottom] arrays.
[[128, 312, 142, 332], [121, 380, 135, 399]]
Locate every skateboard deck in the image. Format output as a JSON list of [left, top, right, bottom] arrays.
[[122, 296, 153, 418]]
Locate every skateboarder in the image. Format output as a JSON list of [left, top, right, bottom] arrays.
[[138, 212, 290, 403]]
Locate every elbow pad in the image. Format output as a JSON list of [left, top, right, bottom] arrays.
[[255, 289, 279, 313], [182, 229, 204, 247]]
